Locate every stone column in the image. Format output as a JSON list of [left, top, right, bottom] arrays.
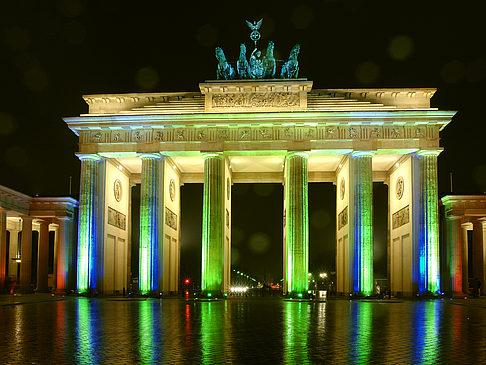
[[445, 216, 464, 297], [284, 151, 309, 297], [139, 153, 164, 295], [77, 154, 102, 293], [201, 153, 225, 297], [19, 216, 33, 292], [56, 218, 71, 293], [472, 219, 486, 292], [415, 150, 440, 293], [462, 223, 470, 294], [350, 151, 374, 296], [0, 209, 7, 292], [36, 220, 50, 292]]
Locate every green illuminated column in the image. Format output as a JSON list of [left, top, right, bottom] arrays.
[[77, 154, 102, 293], [201, 153, 225, 297], [415, 150, 440, 293], [139, 153, 164, 295], [350, 151, 373, 296], [284, 151, 309, 296]]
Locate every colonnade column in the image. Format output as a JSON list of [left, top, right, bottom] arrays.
[[284, 151, 309, 297], [77, 154, 103, 294], [415, 150, 440, 293], [201, 153, 225, 297], [462, 223, 470, 295], [139, 153, 164, 295], [56, 217, 71, 292], [350, 151, 374, 296], [472, 218, 486, 291], [445, 216, 464, 296], [36, 220, 50, 292], [0, 209, 6, 291], [19, 216, 33, 292]]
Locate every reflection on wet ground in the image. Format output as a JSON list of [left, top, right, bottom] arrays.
[[1, 297, 485, 364]]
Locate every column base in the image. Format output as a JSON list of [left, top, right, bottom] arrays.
[[200, 290, 224, 299], [16, 286, 35, 294]]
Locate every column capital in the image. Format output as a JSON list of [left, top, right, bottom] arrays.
[[20, 215, 33, 223], [202, 152, 224, 160], [351, 150, 375, 158], [138, 153, 163, 160], [76, 153, 103, 161], [415, 149, 443, 157], [286, 151, 310, 159]]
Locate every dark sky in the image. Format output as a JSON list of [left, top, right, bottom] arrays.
[[1, 1, 485, 284]]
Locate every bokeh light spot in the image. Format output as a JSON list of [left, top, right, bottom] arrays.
[[466, 58, 486, 83], [196, 24, 218, 48], [355, 61, 380, 85], [441, 60, 465, 84], [24, 69, 48, 92], [63, 21, 87, 44], [0, 113, 16, 136], [291, 5, 315, 29], [388, 35, 414, 60], [232, 226, 244, 246], [310, 209, 330, 230], [474, 164, 486, 192], [231, 248, 240, 265], [5, 146, 28, 168], [254, 184, 274, 197], [57, 0, 85, 18], [249, 232, 271, 254], [5, 27, 30, 51], [135, 67, 159, 91]]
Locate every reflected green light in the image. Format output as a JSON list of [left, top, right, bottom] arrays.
[[138, 300, 159, 363], [284, 301, 310, 363], [351, 302, 372, 362], [201, 302, 225, 364], [284, 152, 309, 295]]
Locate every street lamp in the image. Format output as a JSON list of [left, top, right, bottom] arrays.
[[320, 273, 327, 278]]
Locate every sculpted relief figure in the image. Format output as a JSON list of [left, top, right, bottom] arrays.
[[215, 47, 235, 80], [250, 48, 264, 79], [281, 44, 300, 79], [263, 41, 276, 79], [237, 43, 250, 79]]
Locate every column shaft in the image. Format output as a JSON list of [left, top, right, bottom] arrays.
[[19, 216, 33, 292], [446, 217, 464, 296], [284, 152, 309, 295], [56, 218, 71, 292], [201, 153, 225, 296], [77, 155, 101, 293], [139, 154, 164, 294], [472, 220, 486, 291], [462, 224, 469, 294], [416, 151, 440, 293], [36, 221, 50, 292], [351, 152, 373, 295], [0, 210, 7, 291]]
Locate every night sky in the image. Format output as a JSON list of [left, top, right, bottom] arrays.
[[1, 1, 485, 285]]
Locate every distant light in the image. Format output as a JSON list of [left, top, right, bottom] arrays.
[[320, 273, 327, 278], [230, 287, 248, 293], [339, 163, 342, 168], [184, 279, 190, 284], [15, 259, 21, 263], [395, 162, 400, 167], [298, 293, 303, 298], [208, 293, 212, 297], [308, 273, 312, 276]]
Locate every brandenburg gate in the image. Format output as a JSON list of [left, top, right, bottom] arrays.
[[64, 78, 454, 298]]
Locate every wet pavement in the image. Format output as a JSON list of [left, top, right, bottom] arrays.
[[1, 295, 486, 364]]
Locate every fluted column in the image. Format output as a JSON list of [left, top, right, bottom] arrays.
[[77, 154, 102, 293], [284, 151, 309, 296], [56, 218, 71, 292], [139, 153, 164, 295], [350, 151, 374, 295], [36, 220, 50, 292], [415, 150, 440, 293], [201, 153, 225, 297], [0, 209, 7, 292], [472, 219, 486, 291], [19, 216, 33, 292], [462, 223, 470, 294], [445, 216, 464, 296]]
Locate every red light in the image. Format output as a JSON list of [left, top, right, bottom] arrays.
[[184, 279, 190, 284]]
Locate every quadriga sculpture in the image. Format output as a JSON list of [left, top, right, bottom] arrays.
[[215, 47, 235, 80], [237, 44, 251, 79], [263, 41, 276, 79], [280, 44, 300, 79]]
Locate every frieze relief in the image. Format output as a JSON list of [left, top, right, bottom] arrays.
[[165, 207, 177, 230], [108, 206, 126, 230], [212, 92, 300, 108], [338, 206, 348, 230], [80, 125, 437, 144], [392, 205, 409, 230]]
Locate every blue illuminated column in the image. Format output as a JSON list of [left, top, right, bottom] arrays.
[[139, 153, 164, 295], [284, 151, 309, 296], [350, 151, 374, 296], [77, 154, 103, 293], [201, 153, 225, 297], [414, 150, 441, 293]]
